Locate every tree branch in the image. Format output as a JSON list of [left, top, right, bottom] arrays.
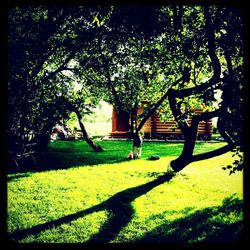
[[29, 45, 60, 81], [191, 143, 236, 162], [101, 54, 125, 113], [168, 77, 223, 99], [168, 88, 190, 134], [41, 51, 76, 83], [204, 6, 221, 81], [192, 109, 220, 123], [168, 7, 223, 102], [137, 76, 183, 131]]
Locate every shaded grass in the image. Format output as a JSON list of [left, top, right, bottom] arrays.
[[30, 140, 227, 172], [7, 142, 243, 243], [136, 195, 243, 243]]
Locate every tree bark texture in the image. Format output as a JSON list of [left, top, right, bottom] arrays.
[[132, 131, 143, 159]]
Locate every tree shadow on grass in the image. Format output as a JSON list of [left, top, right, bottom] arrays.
[[8, 151, 130, 175], [136, 195, 243, 243], [9, 173, 174, 243]]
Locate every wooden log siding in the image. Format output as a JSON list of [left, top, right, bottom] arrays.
[[137, 105, 151, 133], [110, 106, 212, 139]]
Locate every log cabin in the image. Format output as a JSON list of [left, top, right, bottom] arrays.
[[110, 102, 212, 140]]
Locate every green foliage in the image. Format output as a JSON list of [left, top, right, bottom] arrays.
[[222, 147, 243, 175], [8, 6, 243, 172], [8, 6, 105, 145], [66, 112, 79, 130]]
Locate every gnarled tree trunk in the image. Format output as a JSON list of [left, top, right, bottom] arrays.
[[170, 117, 199, 172]]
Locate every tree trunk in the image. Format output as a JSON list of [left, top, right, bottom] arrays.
[[168, 111, 236, 173], [132, 131, 143, 159], [166, 7, 237, 174], [59, 96, 104, 152], [74, 111, 104, 152], [169, 119, 198, 172]]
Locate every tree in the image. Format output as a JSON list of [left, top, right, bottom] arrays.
[[8, 6, 73, 139], [165, 5, 243, 173], [8, 5, 243, 173], [8, 6, 104, 151], [53, 71, 104, 152], [72, 5, 243, 171], [75, 6, 185, 158]]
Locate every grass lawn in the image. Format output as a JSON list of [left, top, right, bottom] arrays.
[[7, 140, 243, 243]]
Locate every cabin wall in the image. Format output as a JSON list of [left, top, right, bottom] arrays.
[[111, 110, 130, 138], [110, 106, 212, 140]]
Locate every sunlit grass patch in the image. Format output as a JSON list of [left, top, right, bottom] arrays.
[[8, 141, 243, 243], [111, 153, 242, 243]]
